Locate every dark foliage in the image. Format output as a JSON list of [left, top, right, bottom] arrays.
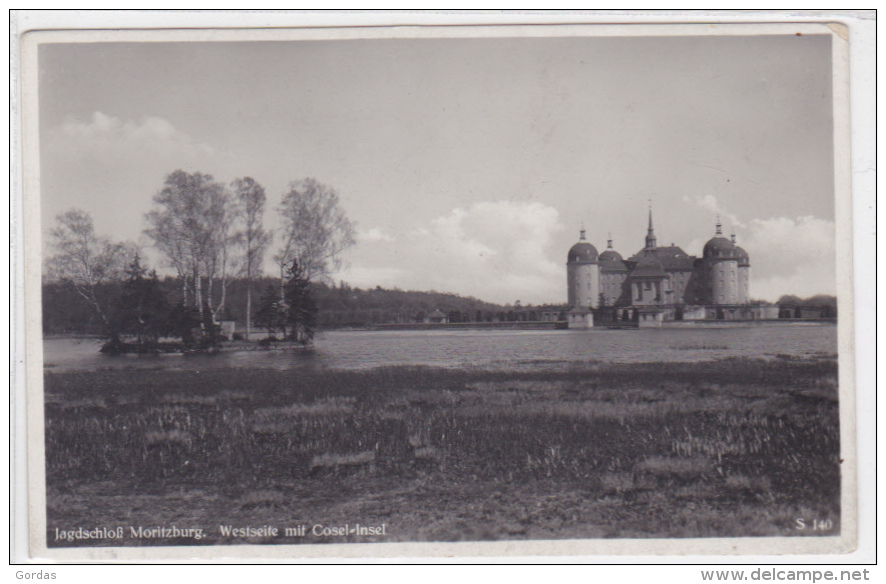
[[42, 282, 105, 335], [283, 259, 317, 344], [166, 303, 203, 348], [777, 294, 838, 318], [43, 277, 544, 334], [254, 284, 285, 337], [114, 255, 172, 351]]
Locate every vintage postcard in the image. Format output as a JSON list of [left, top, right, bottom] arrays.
[[16, 14, 864, 561]]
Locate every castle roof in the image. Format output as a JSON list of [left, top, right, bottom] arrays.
[[599, 254, 629, 272], [627, 245, 695, 271], [568, 242, 598, 263], [630, 254, 666, 278], [567, 228, 598, 263], [599, 249, 623, 262], [652, 245, 695, 270], [703, 236, 735, 259], [599, 234, 625, 270], [734, 245, 750, 266], [702, 219, 746, 260]]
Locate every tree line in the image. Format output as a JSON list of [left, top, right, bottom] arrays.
[[774, 294, 838, 318], [44, 170, 355, 351], [42, 276, 555, 336]]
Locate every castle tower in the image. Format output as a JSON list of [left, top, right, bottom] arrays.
[[703, 217, 739, 305], [731, 231, 751, 304], [566, 226, 600, 310], [598, 233, 628, 307]]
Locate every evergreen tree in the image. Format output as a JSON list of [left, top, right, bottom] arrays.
[[255, 284, 285, 338], [283, 259, 317, 345], [118, 254, 171, 351], [166, 303, 202, 347]]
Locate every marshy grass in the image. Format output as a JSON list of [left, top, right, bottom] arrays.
[[310, 450, 376, 470], [674, 343, 729, 351], [43, 357, 840, 545]]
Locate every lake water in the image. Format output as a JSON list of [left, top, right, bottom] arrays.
[[42, 324, 838, 373]]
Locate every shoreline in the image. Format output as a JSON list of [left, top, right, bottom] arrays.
[[41, 353, 839, 375], [42, 317, 837, 341]]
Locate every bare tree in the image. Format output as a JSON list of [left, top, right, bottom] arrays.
[[46, 209, 137, 335], [205, 191, 238, 323], [274, 178, 356, 296], [145, 170, 233, 333], [232, 176, 271, 340]]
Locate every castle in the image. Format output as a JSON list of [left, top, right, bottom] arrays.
[[566, 210, 774, 328]]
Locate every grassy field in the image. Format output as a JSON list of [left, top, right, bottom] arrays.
[[43, 357, 841, 546]]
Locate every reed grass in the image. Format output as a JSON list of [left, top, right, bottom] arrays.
[[43, 356, 840, 545]]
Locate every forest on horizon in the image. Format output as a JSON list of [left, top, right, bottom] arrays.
[[43, 274, 837, 336], [42, 276, 550, 336]]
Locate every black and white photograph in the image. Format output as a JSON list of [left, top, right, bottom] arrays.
[[16, 15, 864, 561]]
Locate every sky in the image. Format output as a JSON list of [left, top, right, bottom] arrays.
[[38, 31, 836, 304]]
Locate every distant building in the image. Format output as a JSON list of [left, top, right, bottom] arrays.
[[218, 320, 237, 339], [539, 310, 562, 322], [567, 211, 756, 325], [425, 309, 449, 324]]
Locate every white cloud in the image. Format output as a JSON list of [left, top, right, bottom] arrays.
[[341, 200, 565, 304], [683, 194, 746, 229], [359, 227, 395, 243], [740, 215, 836, 300], [682, 194, 836, 300], [50, 111, 213, 159], [750, 267, 836, 302], [341, 203, 837, 304], [744, 215, 834, 257], [41, 112, 219, 250]]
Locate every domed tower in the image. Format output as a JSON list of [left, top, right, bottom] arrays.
[[567, 226, 600, 309], [703, 218, 739, 305], [598, 234, 628, 306], [598, 234, 622, 263], [731, 232, 751, 304]]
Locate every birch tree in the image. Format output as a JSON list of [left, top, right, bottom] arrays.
[[145, 170, 233, 336], [232, 176, 271, 340], [46, 208, 137, 338], [274, 178, 356, 296]]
